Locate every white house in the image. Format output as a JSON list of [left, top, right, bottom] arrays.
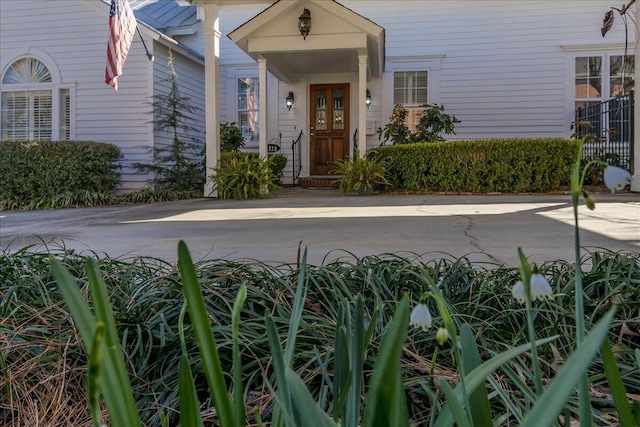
[[0, 0, 206, 190], [2, 0, 638, 192]]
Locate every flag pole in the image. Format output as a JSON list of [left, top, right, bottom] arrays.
[[136, 25, 154, 62]]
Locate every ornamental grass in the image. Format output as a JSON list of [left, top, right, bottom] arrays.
[[1, 244, 639, 426]]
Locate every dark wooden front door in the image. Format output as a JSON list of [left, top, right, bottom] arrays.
[[310, 84, 350, 175]]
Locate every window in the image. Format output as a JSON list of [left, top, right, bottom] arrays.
[[237, 77, 259, 144], [573, 53, 634, 170], [1, 90, 52, 140], [0, 57, 69, 141], [60, 89, 70, 140], [575, 54, 634, 110], [393, 71, 428, 131]]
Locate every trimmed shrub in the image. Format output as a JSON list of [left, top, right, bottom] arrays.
[[0, 140, 121, 210], [373, 138, 580, 193]]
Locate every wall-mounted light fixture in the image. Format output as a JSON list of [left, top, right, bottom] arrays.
[[286, 92, 295, 111], [298, 8, 311, 40], [365, 89, 372, 109]]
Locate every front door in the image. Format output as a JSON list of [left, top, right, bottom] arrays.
[[310, 84, 350, 175]]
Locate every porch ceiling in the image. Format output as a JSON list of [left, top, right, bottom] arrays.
[[261, 49, 360, 77], [228, 0, 385, 84]]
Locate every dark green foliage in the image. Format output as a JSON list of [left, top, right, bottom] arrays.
[[134, 50, 205, 192], [412, 103, 461, 143], [373, 138, 580, 193], [378, 104, 460, 145], [220, 122, 245, 153], [331, 153, 388, 194], [269, 153, 288, 183], [212, 153, 281, 199], [2, 248, 639, 426], [0, 140, 121, 210], [220, 152, 287, 185], [377, 104, 411, 145]]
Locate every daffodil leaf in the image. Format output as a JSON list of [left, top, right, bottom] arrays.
[[460, 325, 492, 427], [519, 309, 616, 427], [600, 337, 635, 427], [52, 258, 142, 427], [439, 379, 472, 427], [178, 240, 235, 427], [433, 336, 557, 427], [362, 297, 410, 427], [284, 368, 337, 427], [179, 355, 205, 427]]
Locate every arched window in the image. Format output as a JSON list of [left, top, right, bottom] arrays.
[[2, 58, 52, 84], [1, 57, 69, 141]]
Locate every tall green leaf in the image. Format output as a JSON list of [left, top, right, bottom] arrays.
[[232, 285, 248, 427], [88, 323, 105, 427], [268, 248, 310, 427], [179, 355, 205, 427], [439, 379, 472, 427], [52, 258, 142, 427], [178, 240, 235, 427], [433, 336, 557, 427], [86, 258, 141, 424], [362, 297, 410, 427], [599, 337, 635, 427], [460, 325, 493, 427], [284, 368, 338, 427], [520, 309, 616, 427]]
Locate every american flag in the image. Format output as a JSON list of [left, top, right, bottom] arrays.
[[105, 0, 136, 91]]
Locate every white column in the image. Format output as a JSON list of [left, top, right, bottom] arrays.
[[633, 5, 640, 191], [358, 54, 368, 158], [203, 4, 221, 197], [258, 57, 268, 159]]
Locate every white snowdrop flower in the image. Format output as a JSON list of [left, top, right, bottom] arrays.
[[410, 303, 433, 330], [530, 273, 553, 301]]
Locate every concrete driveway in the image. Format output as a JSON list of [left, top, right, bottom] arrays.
[[1, 188, 638, 267]]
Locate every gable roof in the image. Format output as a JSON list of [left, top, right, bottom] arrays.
[[228, 0, 384, 83]]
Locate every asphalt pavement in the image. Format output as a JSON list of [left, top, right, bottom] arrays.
[[0, 188, 638, 267]]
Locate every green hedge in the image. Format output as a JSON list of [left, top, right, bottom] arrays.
[[0, 140, 121, 209], [373, 138, 580, 193]]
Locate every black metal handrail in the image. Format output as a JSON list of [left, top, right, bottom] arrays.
[[291, 130, 303, 185], [575, 94, 634, 172]]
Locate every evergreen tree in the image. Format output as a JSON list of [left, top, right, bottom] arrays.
[[135, 50, 204, 192]]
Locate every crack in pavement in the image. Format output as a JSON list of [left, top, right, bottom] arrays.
[[456, 214, 502, 264]]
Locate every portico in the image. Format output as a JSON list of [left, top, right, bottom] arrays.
[[188, 0, 384, 194]]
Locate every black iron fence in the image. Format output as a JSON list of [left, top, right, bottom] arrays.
[[575, 94, 634, 173]]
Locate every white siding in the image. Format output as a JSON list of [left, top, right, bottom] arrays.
[[151, 44, 206, 169], [216, 1, 633, 150], [2, 1, 633, 187], [345, 0, 632, 141], [0, 0, 206, 191]]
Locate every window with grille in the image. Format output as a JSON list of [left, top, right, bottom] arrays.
[[237, 77, 259, 144], [393, 71, 428, 131], [0, 57, 69, 141], [575, 55, 634, 110]]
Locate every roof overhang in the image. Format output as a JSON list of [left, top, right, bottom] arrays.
[[227, 0, 385, 84]]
